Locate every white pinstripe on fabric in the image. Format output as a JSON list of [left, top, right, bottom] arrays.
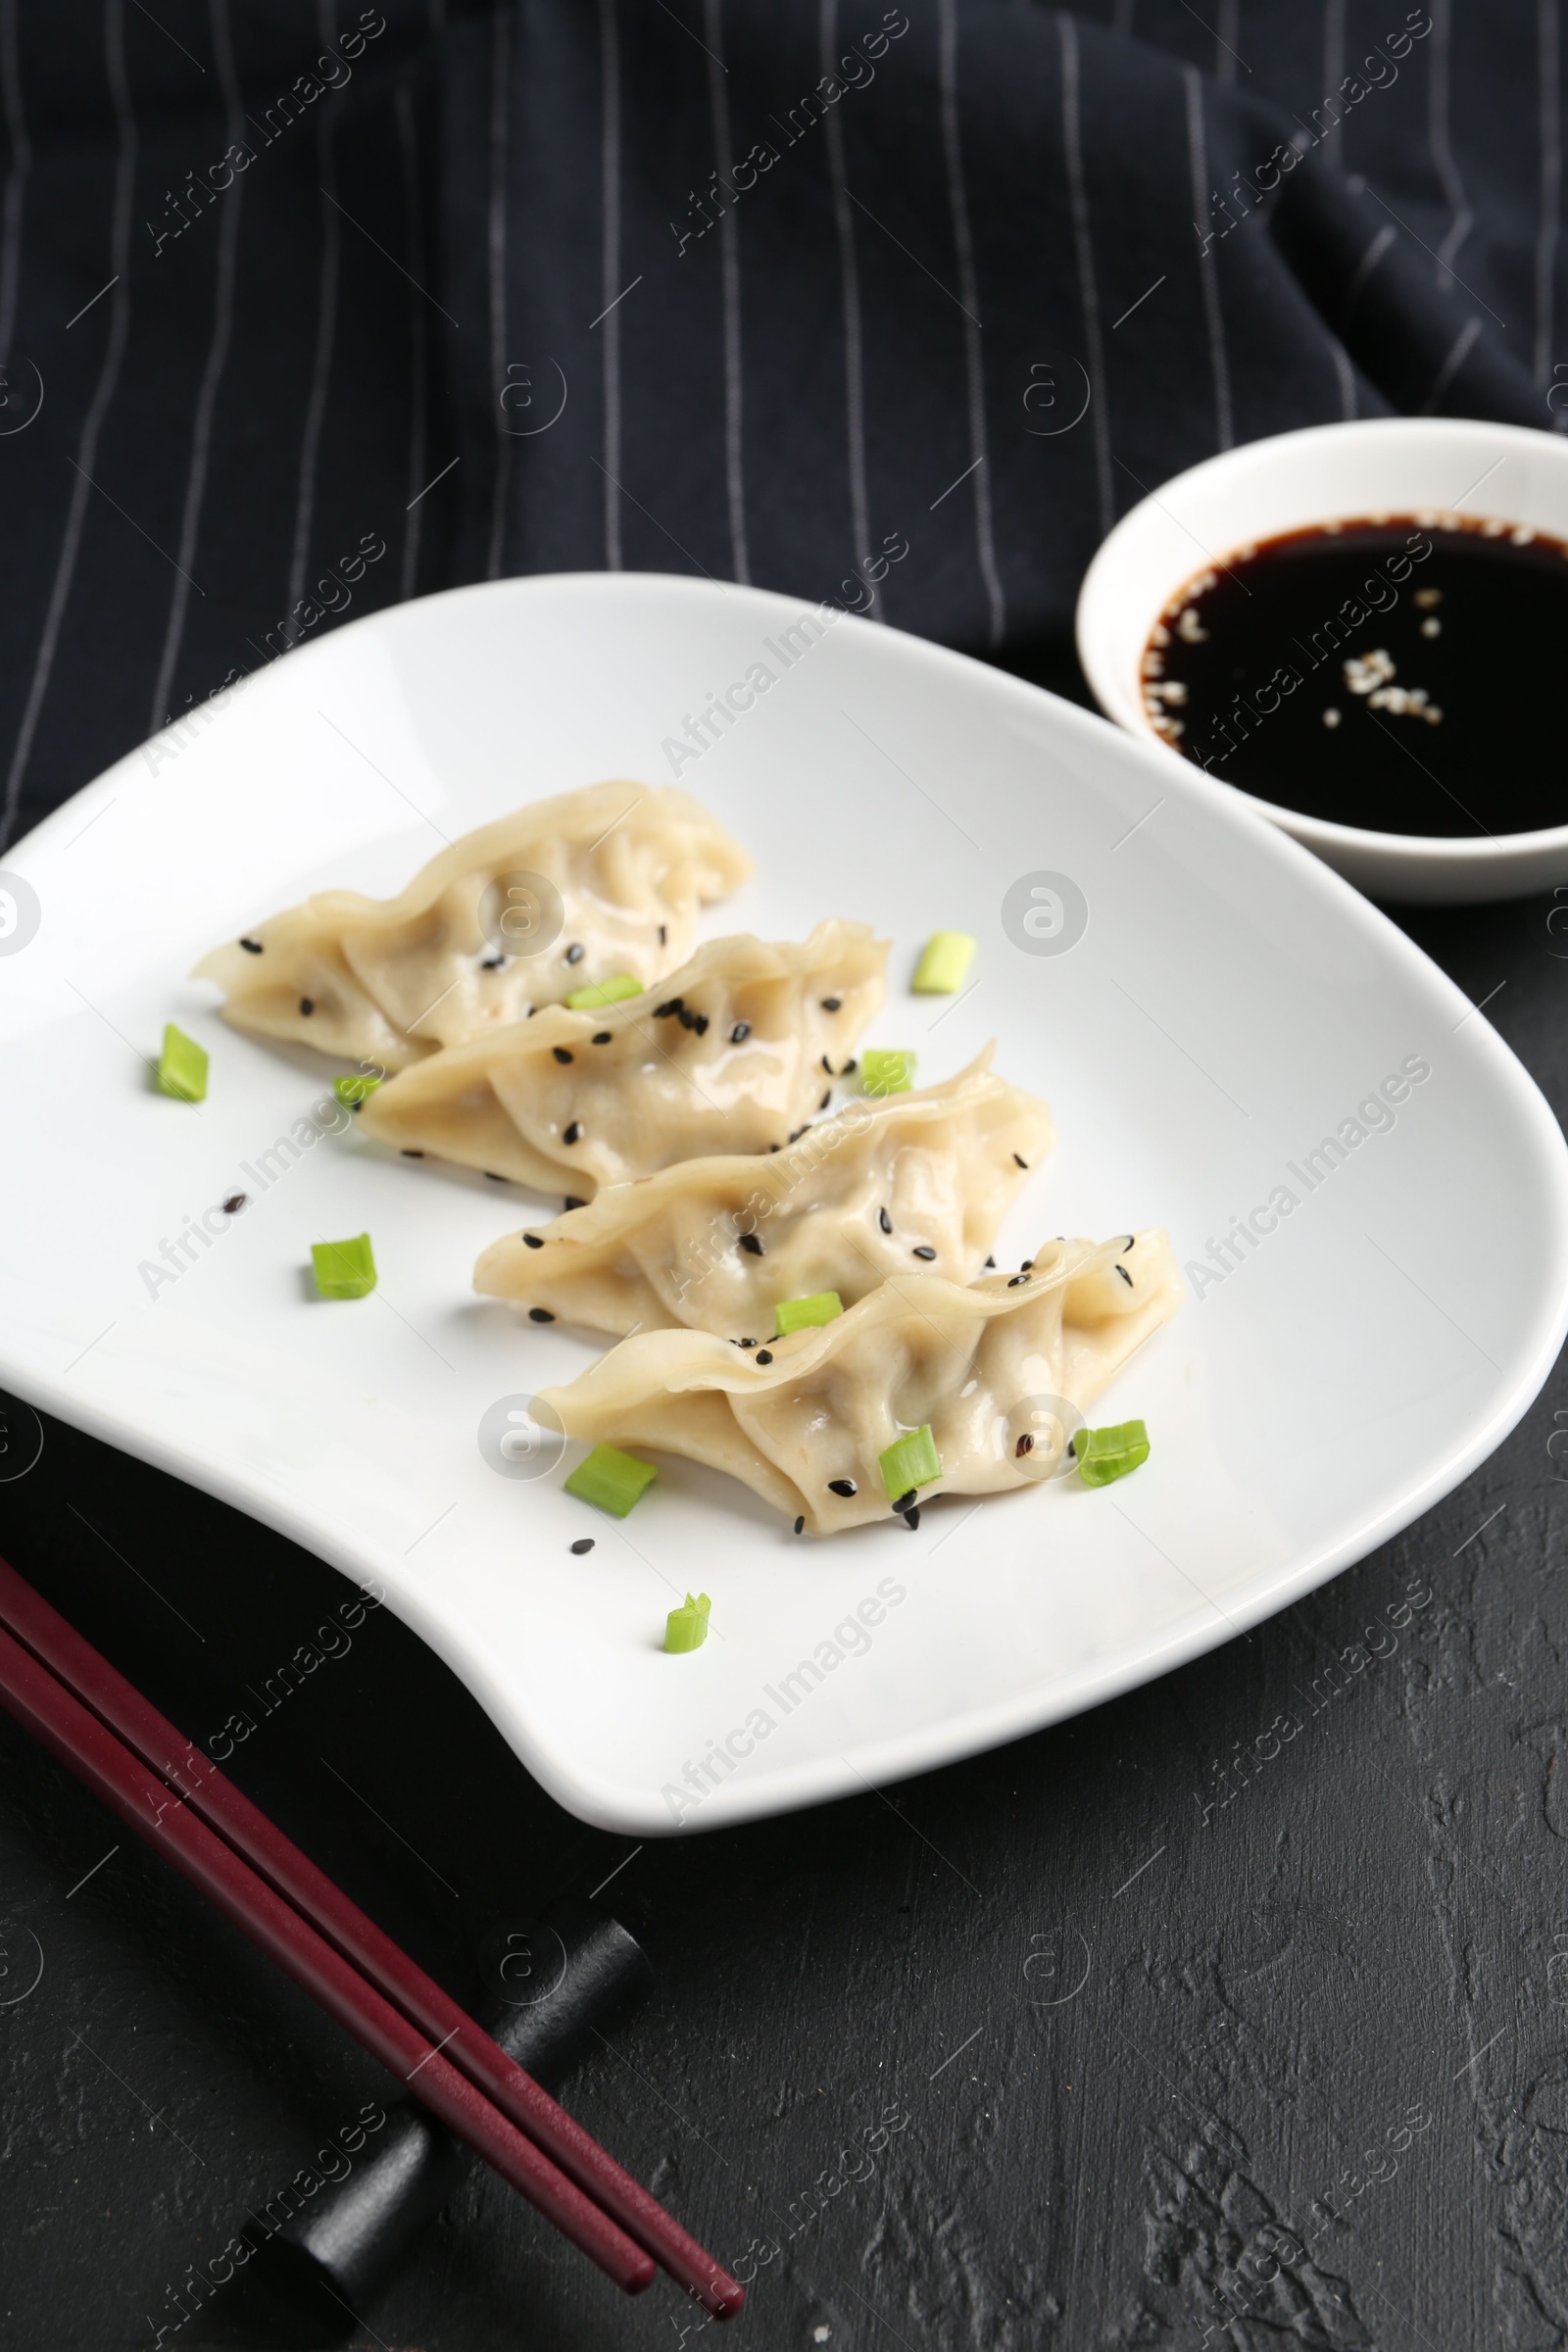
[[149, 0, 244, 733], [1537, 0, 1560, 393], [1330, 337, 1356, 418], [1059, 15, 1113, 542], [1428, 0, 1473, 286], [1343, 220, 1396, 324], [1182, 65, 1233, 452], [0, 0, 135, 853], [703, 0, 750, 585], [819, 0, 880, 618], [1321, 0, 1345, 123], [287, 3, 344, 615], [600, 0, 622, 570], [0, 0, 29, 369], [1420, 312, 1482, 411], [486, 0, 512, 581], [936, 0, 1004, 647], [396, 79, 429, 603]]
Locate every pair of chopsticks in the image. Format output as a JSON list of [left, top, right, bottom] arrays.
[[0, 1553, 741, 2318]]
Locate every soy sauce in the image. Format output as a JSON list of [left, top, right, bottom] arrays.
[[1147, 515, 1568, 836]]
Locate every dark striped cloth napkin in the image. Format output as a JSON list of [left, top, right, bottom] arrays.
[[0, 0, 1555, 848]]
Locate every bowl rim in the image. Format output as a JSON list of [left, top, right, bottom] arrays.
[[1074, 415, 1568, 868]]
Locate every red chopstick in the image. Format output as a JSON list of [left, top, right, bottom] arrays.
[[0, 1612, 652, 2293], [0, 1558, 740, 2321], [0, 1558, 742, 2317]]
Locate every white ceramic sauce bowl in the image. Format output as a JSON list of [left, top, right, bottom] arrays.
[[1076, 416, 1568, 904]]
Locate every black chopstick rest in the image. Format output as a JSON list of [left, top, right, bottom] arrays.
[[214, 1898, 653, 2345]]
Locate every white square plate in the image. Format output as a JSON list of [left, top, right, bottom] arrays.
[[2, 573, 1565, 1835]]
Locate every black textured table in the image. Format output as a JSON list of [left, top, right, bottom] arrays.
[[4, 0, 1568, 2338], [1, 871, 1563, 2351]]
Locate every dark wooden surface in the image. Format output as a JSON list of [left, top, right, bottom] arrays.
[[0, 884, 1564, 2350]]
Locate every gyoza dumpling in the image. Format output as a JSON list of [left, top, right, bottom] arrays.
[[358, 921, 888, 1198], [538, 1232, 1183, 1535], [474, 1048, 1054, 1338], [193, 781, 753, 1072]]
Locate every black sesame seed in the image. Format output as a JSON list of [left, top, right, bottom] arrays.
[[879, 1207, 893, 1234], [739, 1337, 757, 1347], [730, 1020, 751, 1043], [350, 1100, 362, 1112], [523, 1233, 544, 1249], [299, 997, 315, 1015], [819, 1090, 832, 1111], [903, 1506, 920, 1529], [842, 1057, 858, 1076], [756, 1348, 774, 1364], [1013, 1153, 1029, 1170], [655, 998, 683, 1018], [526, 1004, 539, 1016], [592, 1031, 612, 1044], [892, 1490, 915, 1513], [828, 1477, 858, 1496], [564, 1196, 585, 1210], [738, 1233, 763, 1256], [788, 1126, 806, 1144], [1021, 1259, 1034, 1272], [553, 1046, 573, 1064], [658, 924, 667, 945], [1007, 1274, 1029, 1287], [912, 1246, 937, 1260], [1115, 1262, 1134, 1287], [480, 954, 505, 970], [401, 1149, 424, 1158], [570, 1537, 595, 1554], [794, 1515, 805, 1534], [221, 1193, 246, 1214], [1016, 1433, 1035, 1457], [821, 996, 841, 1011], [820, 1054, 833, 1074], [564, 943, 585, 963], [529, 1307, 555, 1323], [239, 937, 263, 954], [695, 1013, 710, 1036], [985, 1255, 996, 1268], [564, 1122, 582, 1145], [677, 1005, 697, 1029], [768, 1143, 780, 1152], [484, 1171, 508, 1182], [1121, 1234, 1136, 1250]]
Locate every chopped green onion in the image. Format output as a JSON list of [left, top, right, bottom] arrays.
[[911, 931, 976, 995], [663, 1592, 711, 1653], [878, 1424, 942, 1500], [157, 1023, 208, 1102], [862, 1048, 915, 1097], [566, 974, 642, 1011], [564, 1441, 658, 1517], [311, 1233, 377, 1299], [333, 1071, 383, 1106], [1075, 1419, 1150, 1487], [774, 1291, 844, 1335]]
